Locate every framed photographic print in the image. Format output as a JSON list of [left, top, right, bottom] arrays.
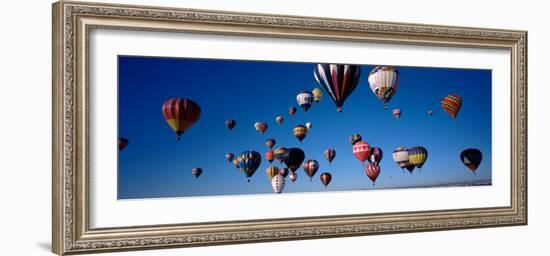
[[52, 1, 527, 255]]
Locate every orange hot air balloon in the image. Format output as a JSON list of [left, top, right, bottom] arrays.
[[320, 172, 332, 189], [162, 98, 201, 140], [265, 150, 275, 163], [441, 94, 462, 121]]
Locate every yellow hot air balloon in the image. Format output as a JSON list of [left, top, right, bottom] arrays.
[[312, 87, 323, 102], [293, 125, 308, 143]]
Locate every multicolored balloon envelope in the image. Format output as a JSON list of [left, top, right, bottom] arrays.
[[441, 94, 462, 121], [349, 133, 362, 145], [296, 91, 314, 113], [266, 165, 279, 181], [392, 147, 409, 169], [314, 64, 361, 112], [275, 115, 284, 125], [289, 171, 298, 182], [274, 147, 288, 163], [312, 87, 323, 102], [324, 148, 336, 164], [365, 163, 380, 184], [293, 125, 308, 142], [288, 107, 297, 116], [392, 109, 401, 119], [192, 167, 203, 179], [460, 148, 482, 174], [368, 66, 400, 109], [225, 153, 235, 163], [353, 141, 371, 164], [265, 138, 276, 149], [254, 122, 268, 134], [369, 147, 383, 164], [225, 119, 236, 130], [237, 150, 262, 182], [162, 98, 201, 140], [302, 159, 320, 181], [408, 146, 428, 169]]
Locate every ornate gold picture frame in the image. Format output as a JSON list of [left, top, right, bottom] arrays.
[[52, 1, 527, 255]]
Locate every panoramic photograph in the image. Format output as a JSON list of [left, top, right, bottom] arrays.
[[117, 56, 491, 199]]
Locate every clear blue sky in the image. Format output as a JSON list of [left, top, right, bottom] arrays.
[[118, 56, 492, 199]]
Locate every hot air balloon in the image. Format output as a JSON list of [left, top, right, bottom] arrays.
[[296, 91, 314, 113], [271, 174, 285, 193], [305, 122, 312, 130], [441, 94, 462, 121], [279, 167, 290, 178], [118, 138, 129, 151], [225, 119, 236, 130], [225, 153, 235, 163], [324, 148, 336, 164], [232, 158, 240, 169], [276, 115, 284, 125], [274, 147, 288, 163], [460, 148, 482, 174], [408, 146, 428, 169], [349, 134, 362, 145], [265, 150, 275, 163], [237, 150, 262, 182], [314, 64, 361, 112], [320, 172, 332, 189], [266, 166, 280, 181], [288, 107, 297, 116], [284, 148, 305, 173], [428, 110, 433, 116], [392, 147, 409, 169], [312, 87, 323, 102], [192, 167, 203, 179], [289, 171, 298, 182], [265, 138, 276, 149], [293, 125, 308, 143], [365, 163, 380, 185], [352, 141, 371, 164], [392, 109, 401, 119], [302, 159, 320, 181], [369, 147, 383, 164], [254, 122, 268, 134], [368, 66, 400, 109], [162, 98, 201, 140]]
